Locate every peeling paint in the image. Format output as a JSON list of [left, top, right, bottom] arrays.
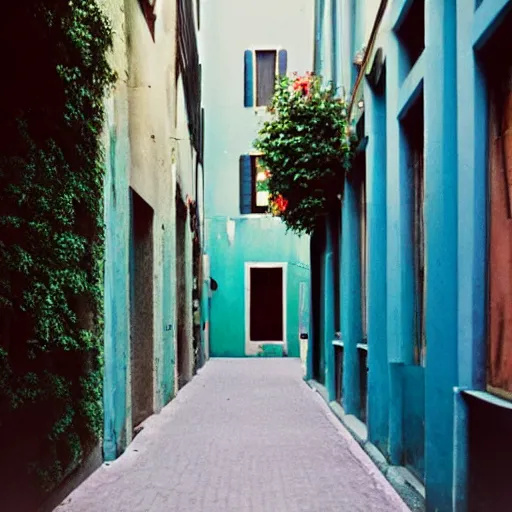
[[226, 218, 235, 245]]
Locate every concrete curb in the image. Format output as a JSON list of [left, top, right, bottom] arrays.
[[305, 378, 426, 512]]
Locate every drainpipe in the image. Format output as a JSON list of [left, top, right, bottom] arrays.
[[314, 0, 326, 75], [347, 0, 388, 121]]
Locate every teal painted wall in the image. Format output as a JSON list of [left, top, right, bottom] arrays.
[[340, 177, 362, 415], [202, 0, 313, 358], [160, 225, 175, 404], [103, 95, 131, 461], [206, 217, 309, 358], [364, 76, 389, 455], [314, 0, 512, 510], [423, 1, 458, 508]]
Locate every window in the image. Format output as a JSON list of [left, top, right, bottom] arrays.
[[244, 49, 288, 107], [239, 154, 270, 214], [255, 51, 277, 106], [395, 0, 425, 82], [402, 94, 425, 366], [139, 0, 157, 41], [253, 156, 270, 210]]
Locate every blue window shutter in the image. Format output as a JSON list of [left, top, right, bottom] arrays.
[[244, 50, 254, 107], [240, 155, 253, 214], [278, 49, 288, 77]]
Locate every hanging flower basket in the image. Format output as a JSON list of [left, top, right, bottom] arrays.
[[254, 72, 354, 235]]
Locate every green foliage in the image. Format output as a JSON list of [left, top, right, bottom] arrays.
[[254, 73, 354, 235], [0, 0, 115, 497]]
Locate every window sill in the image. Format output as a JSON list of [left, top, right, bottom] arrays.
[[238, 213, 275, 219], [462, 389, 512, 410], [253, 107, 270, 115]]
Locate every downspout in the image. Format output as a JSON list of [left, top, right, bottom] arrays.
[[313, 0, 320, 73], [331, 0, 340, 90], [314, 0, 326, 75], [347, 0, 388, 120]]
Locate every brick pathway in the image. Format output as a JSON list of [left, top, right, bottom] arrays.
[[55, 359, 409, 512]]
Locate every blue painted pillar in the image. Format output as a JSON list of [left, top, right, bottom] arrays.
[[324, 216, 336, 401], [455, 2, 489, 504], [341, 176, 362, 415], [455, 0, 488, 392], [385, 30, 409, 463], [385, 30, 410, 366], [365, 80, 389, 453], [314, 0, 326, 75], [424, 1, 458, 509]]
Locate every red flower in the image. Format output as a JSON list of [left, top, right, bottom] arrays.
[[275, 194, 288, 213], [293, 73, 313, 97]]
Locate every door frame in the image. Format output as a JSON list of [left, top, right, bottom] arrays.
[[244, 262, 287, 356]]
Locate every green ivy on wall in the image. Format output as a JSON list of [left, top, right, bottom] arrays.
[[0, 0, 115, 500]]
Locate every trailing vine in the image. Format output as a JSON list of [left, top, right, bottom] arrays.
[[0, 0, 115, 502], [254, 73, 354, 235]]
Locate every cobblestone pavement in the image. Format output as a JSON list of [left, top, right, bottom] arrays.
[[56, 359, 409, 512]]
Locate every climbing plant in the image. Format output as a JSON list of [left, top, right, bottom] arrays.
[[254, 73, 354, 235], [0, 0, 115, 501]]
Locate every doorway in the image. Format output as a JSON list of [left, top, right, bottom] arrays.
[[176, 188, 191, 388], [245, 263, 287, 355], [130, 189, 154, 429]]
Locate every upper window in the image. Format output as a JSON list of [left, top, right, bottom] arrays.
[[244, 49, 288, 108], [239, 154, 270, 214], [139, 0, 157, 41], [395, 0, 425, 83], [256, 51, 277, 107]]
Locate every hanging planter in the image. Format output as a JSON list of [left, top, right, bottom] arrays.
[[254, 72, 354, 235]]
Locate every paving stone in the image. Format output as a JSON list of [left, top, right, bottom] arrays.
[[55, 359, 409, 512]]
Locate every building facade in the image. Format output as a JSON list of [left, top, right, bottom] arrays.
[[311, 0, 512, 510], [102, 0, 204, 462], [0, 1, 205, 509], [201, 0, 313, 359]]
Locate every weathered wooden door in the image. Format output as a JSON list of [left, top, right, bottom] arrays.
[[487, 64, 512, 398]]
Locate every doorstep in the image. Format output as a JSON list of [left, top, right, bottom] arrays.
[[306, 379, 426, 512]]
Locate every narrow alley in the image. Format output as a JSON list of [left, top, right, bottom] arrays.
[[55, 359, 408, 512]]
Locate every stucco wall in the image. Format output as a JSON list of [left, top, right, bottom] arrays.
[[101, 0, 199, 459], [313, 0, 469, 509], [206, 217, 309, 357], [202, 0, 314, 218]]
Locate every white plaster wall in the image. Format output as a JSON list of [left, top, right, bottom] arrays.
[[202, 0, 314, 220], [122, 0, 177, 414], [120, 0, 198, 411]]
